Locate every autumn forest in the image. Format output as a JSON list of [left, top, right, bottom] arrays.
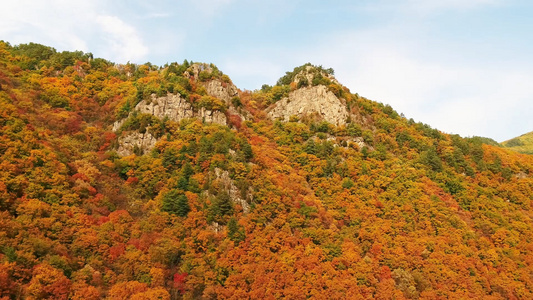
[[1, 41, 533, 299]]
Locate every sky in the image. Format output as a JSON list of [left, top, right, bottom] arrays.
[[1, 0, 532, 142]]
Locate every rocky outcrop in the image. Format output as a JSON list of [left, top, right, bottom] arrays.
[[116, 131, 157, 156], [135, 93, 195, 123], [204, 80, 238, 105], [114, 93, 228, 129], [346, 137, 368, 150], [293, 65, 340, 86], [213, 168, 251, 214], [266, 85, 349, 126], [184, 63, 211, 81], [311, 135, 372, 151], [197, 107, 227, 125], [184, 63, 250, 123], [113, 93, 228, 155], [133, 93, 228, 126], [515, 172, 528, 179]]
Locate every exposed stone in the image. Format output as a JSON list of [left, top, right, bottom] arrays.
[[184, 63, 212, 81], [515, 172, 528, 179], [213, 168, 251, 214], [184, 63, 249, 124], [265, 85, 349, 126], [204, 79, 238, 105], [197, 107, 227, 126], [310, 135, 372, 151], [112, 92, 228, 156], [345, 136, 370, 150], [112, 118, 126, 132], [294, 65, 340, 86], [116, 131, 157, 156], [134, 93, 196, 123]]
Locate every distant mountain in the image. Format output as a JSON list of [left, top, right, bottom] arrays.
[[1, 41, 533, 299], [502, 131, 533, 154]]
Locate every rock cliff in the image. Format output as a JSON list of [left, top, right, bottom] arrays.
[[116, 131, 157, 157], [265, 85, 350, 126], [204, 79, 238, 105], [213, 168, 252, 214], [129, 93, 227, 126], [114, 64, 368, 156], [113, 93, 227, 155]]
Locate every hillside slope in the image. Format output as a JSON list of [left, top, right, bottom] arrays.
[[1, 42, 533, 299], [502, 131, 533, 154]]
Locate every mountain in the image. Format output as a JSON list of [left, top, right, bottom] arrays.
[[1, 41, 533, 299], [502, 131, 533, 154]]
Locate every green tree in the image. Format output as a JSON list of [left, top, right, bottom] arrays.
[[162, 190, 190, 217], [241, 140, 253, 160], [208, 191, 233, 224], [227, 217, 245, 243], [421, 147, 442, 172]]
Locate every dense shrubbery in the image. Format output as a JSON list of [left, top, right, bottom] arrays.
[[1, 41, 533, 299]]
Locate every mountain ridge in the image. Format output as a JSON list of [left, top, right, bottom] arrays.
[[1, 41, 533, 299], [502, 131, 533, 154]]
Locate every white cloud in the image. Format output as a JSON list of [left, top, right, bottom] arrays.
[[96, 15, 148, 62], [0, 0, 93, 51], [292, 28, 533, 141], [0, 0, 149, 63]]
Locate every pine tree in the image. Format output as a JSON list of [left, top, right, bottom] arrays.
[[162, 190, 190, 217], [175, 194, 190, 217], [227, 217, 245, 243]]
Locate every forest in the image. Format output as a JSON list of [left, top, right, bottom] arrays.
[[1, 41, 533, 299]]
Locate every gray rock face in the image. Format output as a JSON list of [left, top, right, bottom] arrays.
[[136, 93, 195, 122], [114, 93, 227, 129], [345, 136, 372, 151], [113, 93, 228, 155], [213, 168, 251, 214], [294, 65, 340, 86], [197, 107, 227, 126], [116, 131, 157, 156], [184, 63, 212, 80], [265, 85, 349, 126], [204, 80, 238, 105]]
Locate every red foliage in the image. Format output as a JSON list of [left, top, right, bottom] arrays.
[[379, 266, 392, 281], [370, 243, 382, 257], [87, 186, 97, 196], [173, 273, 187, 293], [249, 135, 264, 146], [88, 193, 104, 205], [374, 200, 384, 209], [72, 173, 90, 182], [96, 216, 110, 225], [201, 160, 210, 171], [227, 113, 242, 130], [109, 243, 126, 260], [125, 177, 139, 185], [189, 94, 201, 103], [108, 210, 132, 224], [99, 132, 117, 151]]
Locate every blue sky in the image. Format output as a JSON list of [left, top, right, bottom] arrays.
[[1, 0, 532, 142]]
